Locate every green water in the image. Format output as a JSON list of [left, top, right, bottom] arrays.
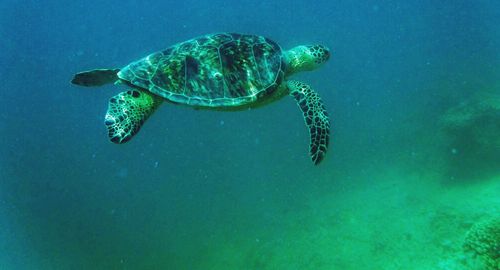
[[1, 0, 499, 269]]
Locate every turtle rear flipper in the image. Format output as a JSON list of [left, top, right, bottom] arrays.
[[71, 68, 120, 87], [105, 90, 163, 144], [288, 80, 330, 165]]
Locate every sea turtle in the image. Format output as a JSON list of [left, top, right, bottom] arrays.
[[72, 33, 331, 164]]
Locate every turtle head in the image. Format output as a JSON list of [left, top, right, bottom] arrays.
[[284, 45, 330, 75]]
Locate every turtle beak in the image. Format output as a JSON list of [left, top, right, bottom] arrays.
[[323, 46, 331, 61]]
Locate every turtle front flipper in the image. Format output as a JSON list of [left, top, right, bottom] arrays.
[[288, 80, 330, 165], [71, 68, 120, 87], [105, 90, 163, 144]]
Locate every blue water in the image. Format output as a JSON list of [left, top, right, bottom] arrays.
[[1, 1, 499, 269]]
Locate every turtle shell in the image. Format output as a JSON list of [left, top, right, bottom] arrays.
[[118, 33, 285, 107]]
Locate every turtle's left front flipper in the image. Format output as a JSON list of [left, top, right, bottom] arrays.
[[288, 80, 330, 165], [105, 90, 163, 144]]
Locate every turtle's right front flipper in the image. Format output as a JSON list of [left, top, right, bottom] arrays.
[[105, 90, 163, 144], [71, 68, 120, 87], [288, 80, 330, 165]]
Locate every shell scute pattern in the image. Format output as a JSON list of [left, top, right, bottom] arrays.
[[118, 33, 284, 107]]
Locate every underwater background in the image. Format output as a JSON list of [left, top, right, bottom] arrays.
[[1, 0, 499, 269]]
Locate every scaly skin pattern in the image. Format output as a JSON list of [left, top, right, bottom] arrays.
[[118, 33, 285, 108], [288, 80, 330, 164], [284, 45, 330, 74], [104, 90, 163, 143]]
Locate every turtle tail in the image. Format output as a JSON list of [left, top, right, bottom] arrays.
[[71, 68, 120, 87]]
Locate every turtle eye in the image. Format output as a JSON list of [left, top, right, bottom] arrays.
[[212, 71, 223, 80], [321, 46, 330, 60]]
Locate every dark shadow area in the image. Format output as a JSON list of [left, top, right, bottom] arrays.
[[440, 100, 500, 183]]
